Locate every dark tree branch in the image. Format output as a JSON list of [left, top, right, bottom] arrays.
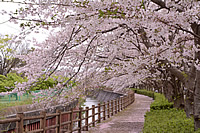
[[159, 59, 186, 83], [151, 0, 184, 12], [151, 0, 169, 10]]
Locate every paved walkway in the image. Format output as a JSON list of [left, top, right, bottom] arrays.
[[83, 94, 153, 133]]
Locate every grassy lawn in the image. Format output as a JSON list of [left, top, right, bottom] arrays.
[[143, 108, 195, 133], [131, 88, 200, 133], [0, 98, 32, 117]]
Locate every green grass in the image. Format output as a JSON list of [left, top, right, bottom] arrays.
[[0, 93, 33, 102], [143, 109, 195, 133], [0, 98, 32, 116], [131, 88, 200, 133]]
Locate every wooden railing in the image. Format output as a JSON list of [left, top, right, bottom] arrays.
[[0, 92, 135, 133]]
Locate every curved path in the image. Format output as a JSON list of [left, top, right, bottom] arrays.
[[83, 94, 153, 133]]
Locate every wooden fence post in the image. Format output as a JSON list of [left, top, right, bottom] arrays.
[[128, 95, 130, 106], [98, 103, 101, 123], [122, 97, 125, 110], [130, 94, 133, 103], [126, 96, 129, 107], [103, 102, 106, 120], [128, 95, 130, 105], [107, 101, 110, 118], [115, 100, 117, 114], [70, 108, 73, 133], [16, 112, 24, 133], [85, 107, 89, 131], [124, 96, 127, 109], [56, 109, 61, 133], [132, 93, 134, 103], [92, 105, 95, 127], [117, 98, 120, 112], [130, 94, 132, 103], [126, 95, 128, 107], [120, 96, 123, 111], [111, 100, 113, 116], [40, 110, 46, 133], [78, 107, 82, 133]]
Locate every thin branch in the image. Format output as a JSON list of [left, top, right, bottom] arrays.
[[0, 1, 71, 7], [63, 35, 97, 87], [176, 24, 200, 40], [99, 26, 119, 34], [47, 35, 98, 97], [47, 27, 75, 77], [157, 18, 200, 40], [0, 19, 11, 24]]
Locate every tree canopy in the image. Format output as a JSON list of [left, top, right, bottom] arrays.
[[1, 0, 200, 130]]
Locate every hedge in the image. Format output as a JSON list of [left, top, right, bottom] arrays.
[[131, 88, 154, 98], [150, 93, 173, 110]]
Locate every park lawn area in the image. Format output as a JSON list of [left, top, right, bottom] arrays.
[[0, 98, 32, 117], [143, 108, 195, 133], [131, 88, 200, 133]]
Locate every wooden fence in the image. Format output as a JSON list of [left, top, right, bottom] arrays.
[[0, 92, 135, 133]]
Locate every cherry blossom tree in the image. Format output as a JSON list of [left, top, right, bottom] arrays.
[[1, 0, 200, 130], [0, 35, 24, 75]]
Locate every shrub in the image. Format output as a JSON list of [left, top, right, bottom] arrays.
[[131, 88, 154, 98], [131, 88, 173, 110], [150, 93, 173, 110], [143, 109, 194, 133], [0, 73, 27, 93]]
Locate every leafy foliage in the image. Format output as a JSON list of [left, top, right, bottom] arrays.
[[0, 36, 13, 61], [31, 75, 77, 91], [0, 73, 27, 92]]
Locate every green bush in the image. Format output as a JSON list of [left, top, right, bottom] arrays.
[[131, 88, 154, 98], [31, 75, 77, 91], [0, 73, 27, 93], [150, 93, 173, 110], [131, 88, 173, 110], [143, 109, 194, 133]]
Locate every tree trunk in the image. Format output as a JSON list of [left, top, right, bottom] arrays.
[[184, 63, 196, 117], [173, 92, 184, 109], [185, 89, 194, 117], [163, 82, 174, 102], [171, 76, 184, 109], [191, 22, 200, 130], [194, 70, 200, 130]]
